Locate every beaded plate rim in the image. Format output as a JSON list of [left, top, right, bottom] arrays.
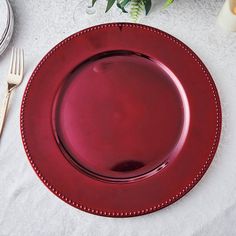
[[20, 23, 222, 218]]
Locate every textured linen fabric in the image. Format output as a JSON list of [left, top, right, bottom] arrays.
[[1, 0, 236, 235]]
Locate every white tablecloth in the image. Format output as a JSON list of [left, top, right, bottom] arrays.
[[1, 0, 236, 235]]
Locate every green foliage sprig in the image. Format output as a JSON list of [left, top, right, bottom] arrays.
[[92, 0, 174, 21]]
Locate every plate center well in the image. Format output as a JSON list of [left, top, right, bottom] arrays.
[[53, 51, 189, 182]]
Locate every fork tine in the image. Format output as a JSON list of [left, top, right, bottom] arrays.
[[17, 48, 20, 76], [12, 48, 16, 75], [20, 49, 24, 77], [9, 48, 14, 74], [9, 48, 24, 76]]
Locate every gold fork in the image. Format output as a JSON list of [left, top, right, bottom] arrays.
[[0, 48, 24, 137]]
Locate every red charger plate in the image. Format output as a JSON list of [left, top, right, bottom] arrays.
[[20, 23, 221, 217]]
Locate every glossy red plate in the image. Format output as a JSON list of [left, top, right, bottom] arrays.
[[21, 23, 221, 217]]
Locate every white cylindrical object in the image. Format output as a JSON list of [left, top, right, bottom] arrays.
[[217, 0, 236, 31]]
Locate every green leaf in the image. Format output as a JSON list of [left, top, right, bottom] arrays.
[[144, 0, 151, 15], [92, 0, 97, 6], [117, 0, 130, 13], [105, 0, 116, 12], [163, 0, 174, 9], [130, 0, 145, 22]]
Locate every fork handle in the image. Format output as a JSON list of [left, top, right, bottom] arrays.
[[0, 89, 12, 138]]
